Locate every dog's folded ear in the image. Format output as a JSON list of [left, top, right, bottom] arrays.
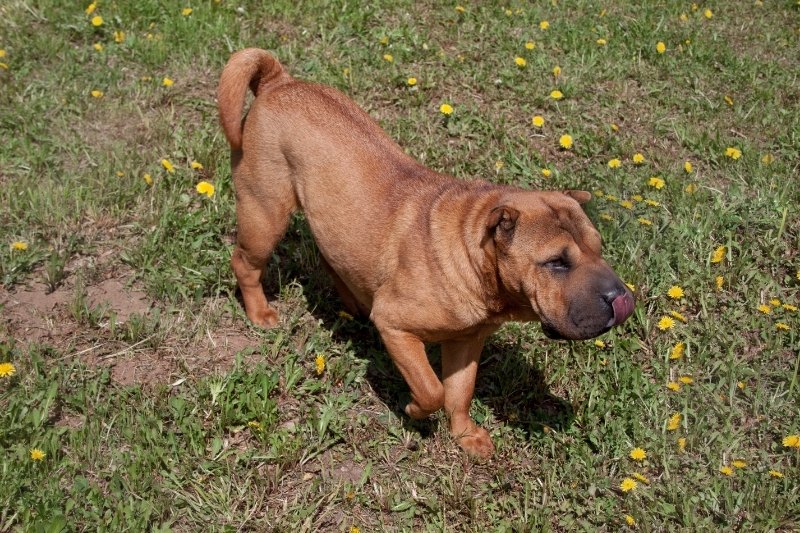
[[563, 190, 592, 204], [487, 206, 520, 233]]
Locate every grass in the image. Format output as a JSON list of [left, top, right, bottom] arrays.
[[1, 0, 799, 530]]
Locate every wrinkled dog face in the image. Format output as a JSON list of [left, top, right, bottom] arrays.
[[489, 191, 635, 340]]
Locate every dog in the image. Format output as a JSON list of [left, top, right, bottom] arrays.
[[217, 48, 635, 458]]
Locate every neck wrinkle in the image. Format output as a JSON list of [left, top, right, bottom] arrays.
[[429, 182, 505, 319]]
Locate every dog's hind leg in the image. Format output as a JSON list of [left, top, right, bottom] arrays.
[[231, 152, 296, 328]]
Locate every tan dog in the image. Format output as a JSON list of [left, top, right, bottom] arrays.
[[218, 48, 635, 458]]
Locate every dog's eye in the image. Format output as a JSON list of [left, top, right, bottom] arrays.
[[543, 257, 571, 272]]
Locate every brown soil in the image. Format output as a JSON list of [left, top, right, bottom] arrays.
[[0, 269, 256, 387]]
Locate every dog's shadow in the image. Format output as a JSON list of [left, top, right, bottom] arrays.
[[248, 216, 574, 440]]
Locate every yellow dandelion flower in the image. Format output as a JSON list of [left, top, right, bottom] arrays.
[[667, 413, 681, 431], [525, 41, 535, 50], [680, 13, 688, 21], [594, 340, 606, 348], [383, 53, 393, 62], [379, 36, 389, 45], [667, 381, 681, 392], [315, 354, 326, 375], [670, 310, 687, 322], [552, 65, 561, 77], [761, 153, 774, 165], [515, 56, 527, 67], [114, 31, 125, 43], [550, 90, 564, 100], [769, 470, 784, 478], [610, 123, 619, 131], [350, 527, 360, 533], [658, 316, 675, 330], [91, 15, 104, 26], [667, 286, 684, 299], [338, 310, 354, 320], [161, 159, 175, 173], [196, 181, 215, 198], [716, 276, 724, 290], [11, 241, 28, 252], [93, 42, 104, 52], [685, 183, 698, 193], [495, 160, 504, 170], [162, 77, 174, 87], [656, 41, 666, 54], [776, 322, 790, 331], [30, 448, 46, 461], [644, 199, 660, 207], [625, 514, 635, 526], [638, 217, 652, 226], [632, 472, 649, 484], [559, 134, 573, 149], [725, 147, 742, 160], [407, 77, 417, 86], [670, 342, 685, 360], [605, 194, 619, 202], [532, 115, 545, 127], [619, 200, 633, 210], [90, 89, 104, 98], [632, 153, 645, 164], [182, 7, 193, 16], [143, 173, 153, 186], [782, 303, 797, 312], [608, 158, 622, 168], [691, 3, 699, 11], [631, 195, 643, 202], [625, 282, 636, 292], [757, 304, 772, 314], [737, 381, 746, 390], [782, 435, 800, 448], [596, 38, 607, 46], [85, 2, 97, 15], [541, 168, 552, 177], [724, 95, 734, 106], [439, 103, 454, 115], [600, 213, 613, 221], [0, 362, 17, 377], [247, 420, 262, 429], [191, 160, 204, 170], [648, 176, 665, 189], [629, 448, 647, 461], [619, 478, 638, 492], [732, 460, 746, 469], [704, 8, 713, 18], [539, 20, 550, 30], [711, 246, 726, 263], [677, 437, 686, 452], [684, 161, 693, 173], [719, 465, 734, 476]]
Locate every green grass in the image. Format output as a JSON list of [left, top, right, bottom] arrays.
[[1, 0, 799, 530]]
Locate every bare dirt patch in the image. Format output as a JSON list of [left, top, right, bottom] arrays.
[[1, 268, 259, 386]]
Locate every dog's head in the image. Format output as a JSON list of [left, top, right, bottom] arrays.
[[485, 190, 634, 340]]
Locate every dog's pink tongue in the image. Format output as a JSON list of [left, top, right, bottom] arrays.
[[612, 293, 634, 325]]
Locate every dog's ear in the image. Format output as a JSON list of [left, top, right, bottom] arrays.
[[563, 190, 592, 205], [487, 206, 520, 234]]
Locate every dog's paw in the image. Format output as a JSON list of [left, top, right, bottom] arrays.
[[456, 425, 494, 459], [248, 307, 279, 328]]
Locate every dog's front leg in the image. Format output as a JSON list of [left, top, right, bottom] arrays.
[[376, 327, 445, 419], [442, 337, 494, 458]]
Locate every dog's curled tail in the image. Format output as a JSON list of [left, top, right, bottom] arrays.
[[218, 48, 291, 151]]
